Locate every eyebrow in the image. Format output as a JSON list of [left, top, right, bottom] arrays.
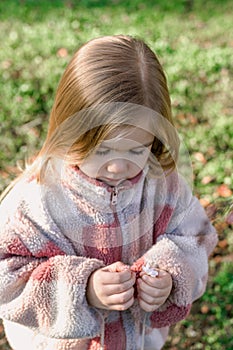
[[98, 141, 153, 150]]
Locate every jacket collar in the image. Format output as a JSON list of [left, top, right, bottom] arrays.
[[57, 162, 149, 211]]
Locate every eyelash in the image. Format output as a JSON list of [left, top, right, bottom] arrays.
[[130, 149, 145, 155], [95, 149, 110, 156], [95, 149, 146, 156]]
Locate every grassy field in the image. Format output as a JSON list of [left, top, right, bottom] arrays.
[[0, 0, 232, 349]]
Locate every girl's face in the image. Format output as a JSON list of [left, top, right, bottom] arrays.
[[78, 127, 154, 186]]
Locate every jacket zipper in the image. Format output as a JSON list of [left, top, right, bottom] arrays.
[[110, 187, 123, 253], [111, 187, 119, 205]]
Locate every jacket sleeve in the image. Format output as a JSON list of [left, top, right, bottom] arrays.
[[142, 177, 218, 328], [0, 187, 105, 339]]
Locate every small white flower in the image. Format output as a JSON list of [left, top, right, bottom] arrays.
[[142, 263, 159, 277]]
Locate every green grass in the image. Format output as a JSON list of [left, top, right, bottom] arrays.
[[0, 0, 232, 349]]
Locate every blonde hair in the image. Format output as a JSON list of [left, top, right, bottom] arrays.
[[1, 35, 179, 200]]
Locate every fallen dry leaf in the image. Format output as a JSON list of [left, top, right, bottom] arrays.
[[199, 197, 211, 208], [201, 175, 214, 185], [193, 152, 207, 164], [57, 48, 68, 58], [218, 239, 228, 249], [201, 304, 209, 314], [225, 211, 233, 224], [216, 184, 232, 198]]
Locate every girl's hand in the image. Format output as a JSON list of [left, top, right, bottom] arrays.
[[86, 261, 136, 311], [137, 270, 172, 312]]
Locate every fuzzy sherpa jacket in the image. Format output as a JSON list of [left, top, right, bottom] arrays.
[[0, 160, 217, 350]]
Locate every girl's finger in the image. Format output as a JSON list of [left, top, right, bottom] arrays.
[[138, 298, 160, 313], [107, 287, 135, 307], [104, 261, 130, 273], [100, 268, 133, 285], [140, 272, 172, 289], [138, 279, 168, 299], [103, 277, 136, 296], [109, 296, 135, 311], [138, 288, 168, 304]]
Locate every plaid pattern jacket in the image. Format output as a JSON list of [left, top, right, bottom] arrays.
[[0, 161, 217, 350]]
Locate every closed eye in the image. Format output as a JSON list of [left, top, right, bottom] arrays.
[[129, 148, 146, 155], [95, 143, 152, 156], [95, 149, 111, 156]]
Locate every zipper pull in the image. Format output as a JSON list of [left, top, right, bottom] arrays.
[[111, 187, 118, 205]]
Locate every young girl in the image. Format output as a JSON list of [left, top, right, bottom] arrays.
[[0, 35, 217, 350]]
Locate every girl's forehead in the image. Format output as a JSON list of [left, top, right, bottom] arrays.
[[103, 126, 154, 145]]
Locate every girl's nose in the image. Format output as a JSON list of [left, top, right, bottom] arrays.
[[106, 159, 128, 174]]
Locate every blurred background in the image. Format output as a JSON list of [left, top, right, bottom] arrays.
[[0, 0, 232, 349]]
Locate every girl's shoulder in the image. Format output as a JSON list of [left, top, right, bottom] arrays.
[[0, 176, 42, 226]]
